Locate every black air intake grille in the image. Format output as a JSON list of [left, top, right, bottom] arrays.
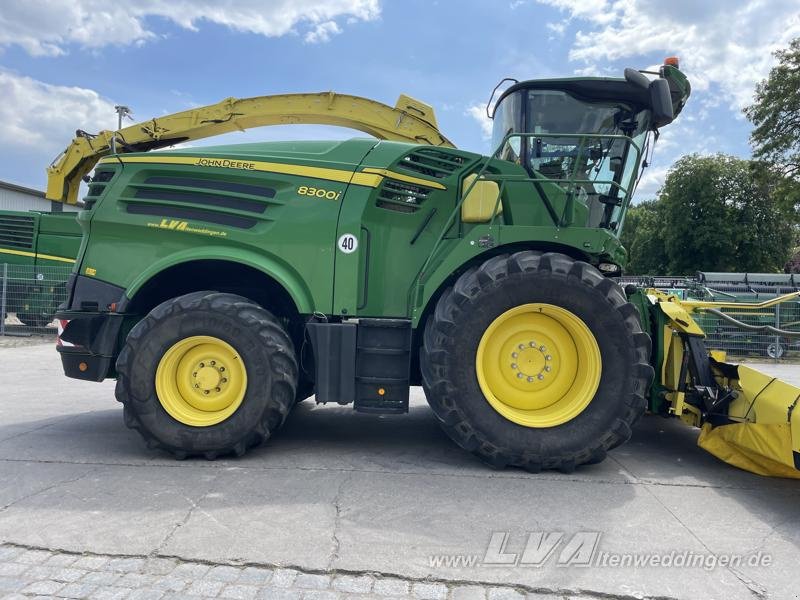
[[0, 215, 35, 249], [83, 168, 117, 210], [143, 176, 276, 199], [376, 180, 431, 213], [122, 174, 278, 229], [397, 148, 465, 179]]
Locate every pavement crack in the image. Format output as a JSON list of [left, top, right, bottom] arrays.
[[327, 471, 352, 570], [0, 466, 96, 513], [151, 473, 219, 556], [0, 413, 85, 445], [0, 540, 681, 600], [639, 483, 769, 600], [0, 456, 786, 493]]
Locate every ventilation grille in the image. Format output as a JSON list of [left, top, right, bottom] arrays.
[[376, 180, 431, 213], [83, 168, 117, 210], [0, 215, 35, 250], [397, 148, 465, 179], [122, 175, 276, 230]]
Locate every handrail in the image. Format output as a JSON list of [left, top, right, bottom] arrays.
[[414, 131, 642, 290]]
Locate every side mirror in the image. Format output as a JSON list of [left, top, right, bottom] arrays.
[[625, 68, 675, 128], [648, 78, 674, 128], [624, 67, 650, 90]]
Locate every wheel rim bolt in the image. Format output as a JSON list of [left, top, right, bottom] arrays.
[[545, 355, 552, 361], [517, 373, 524, 379], [199, 363, 204, 368], [527, 376, 534, 382], [538, 374, 545, 380], [539, 346, 546, 352], [544, 366, 552, 372], [518, 344, 525, 350], [511, 363, 517, 369], [529, 341, 536, 347], [221, 378, 227, 383], [512, 352, 518, 358], [220, 367, 225, 372]]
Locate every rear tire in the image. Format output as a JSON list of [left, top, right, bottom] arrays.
[[115, 291, 298, 459], [766, 342, 785, 359], [420, 251, 652, 472]]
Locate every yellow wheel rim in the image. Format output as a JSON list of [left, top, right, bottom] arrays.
[[476, 303, 601, 428], [155, 336, 247, 427]]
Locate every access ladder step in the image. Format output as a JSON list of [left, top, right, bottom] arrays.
[[354, 318, 411, 414]]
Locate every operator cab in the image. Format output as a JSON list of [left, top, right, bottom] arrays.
[[489, 59, 689, 233]]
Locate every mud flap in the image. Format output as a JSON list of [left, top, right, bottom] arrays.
[[698, 364, 800, 479]]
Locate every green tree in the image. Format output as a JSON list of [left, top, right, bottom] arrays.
[[620, 200, 668, 275], [745, 38, 800, 180], [786, 246, 800, 273], [659, 154, 793, 274]]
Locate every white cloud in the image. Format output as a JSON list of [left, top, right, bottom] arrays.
[[634, 164, 668, 199], [0, 70, 116, 155], [0, 0, 380, 56], [536, 0, 800, 111], [465, 103, 493, 140], [304, 20, 342, 43], [536, 0, 800, 198], [546, 21, 567, 37]]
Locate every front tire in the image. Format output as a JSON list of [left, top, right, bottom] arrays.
[[115, 291, 298, 459], [420, 251, 653, 472]]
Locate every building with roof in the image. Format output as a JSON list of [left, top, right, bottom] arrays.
[[0, 180, 79, 213]]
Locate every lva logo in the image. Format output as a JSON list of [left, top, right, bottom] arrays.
[[483, 531, 600, 567], [158, 219, 188, 231]]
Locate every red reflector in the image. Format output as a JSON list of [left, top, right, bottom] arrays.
[[56, 319, 74, 347]]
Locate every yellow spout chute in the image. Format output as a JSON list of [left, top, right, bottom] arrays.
[[47, 92, 455, 205]]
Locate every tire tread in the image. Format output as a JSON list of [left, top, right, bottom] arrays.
[[420, 251, 653, 471]]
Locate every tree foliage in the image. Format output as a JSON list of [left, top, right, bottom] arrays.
[[745, 38, 800, 180], [620, 200, 668, 275], [622, 154, 795, 275], [621, 38, 800, 276]]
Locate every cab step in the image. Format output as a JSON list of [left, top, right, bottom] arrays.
[[354, 319, 411, 414]]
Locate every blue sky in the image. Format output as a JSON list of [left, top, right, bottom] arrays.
[[0, 0, 798, 200]]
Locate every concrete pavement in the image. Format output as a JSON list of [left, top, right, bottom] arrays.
[[0, 342, 797, 600]]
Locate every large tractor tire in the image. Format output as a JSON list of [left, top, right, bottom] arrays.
[[295, 379, 315, 404], [115, 291, 298, 459], [421, 251, 653, 472]]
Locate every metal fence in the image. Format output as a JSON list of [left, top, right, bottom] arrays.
[[0, 263, 73, 337], [618, 275, 800, 362], [617, 275, 691, 290], [693, 300, 798, 361]]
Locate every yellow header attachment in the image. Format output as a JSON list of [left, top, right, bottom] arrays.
[[645, 288, 800, 478], [47, 92, 455, 204]]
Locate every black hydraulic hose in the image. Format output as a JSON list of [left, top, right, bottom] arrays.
[[703, 308, 800, 337]]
